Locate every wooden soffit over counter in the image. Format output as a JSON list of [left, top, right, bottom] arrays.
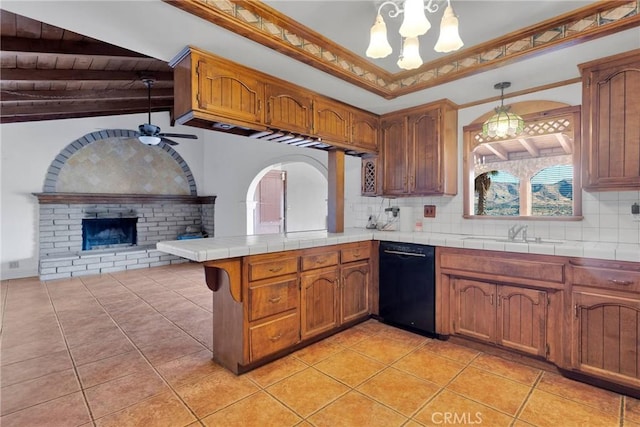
[[163, 0, 640, 99]]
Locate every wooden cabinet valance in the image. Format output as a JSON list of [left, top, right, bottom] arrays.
[[170, 46, 379, 155]]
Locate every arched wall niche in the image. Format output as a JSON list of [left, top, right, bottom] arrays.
[[43, 130, 197, 196]]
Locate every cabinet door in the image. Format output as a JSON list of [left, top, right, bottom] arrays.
[[582, 52, 640, 190], [409, 109, 441, 194], [265, 82, 312, 134], [361, 157, 378, 196], [312, 97, 350, 143], [381, 115, 408, 195], [351, 110, 379, 152], [573, 291, 640, 388], [341, 262, 370, 324], [197, 58, 264, 124], [452, 278, 495, 343], [300, 268, 339, 339], [497, 285, 547, 357]]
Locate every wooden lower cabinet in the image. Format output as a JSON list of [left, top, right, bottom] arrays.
[[497, 285, 547, 357], [205, 242, 372, 373], [572, 290, 640, 389], [452, 278, 495, 342], [249, 312, 300, 361], [300, 267, 339, 339], [341, 261, 370, 323], [452, 278, 548, 357]]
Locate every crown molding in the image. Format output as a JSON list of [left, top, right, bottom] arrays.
[[164, 0, 640, 99]]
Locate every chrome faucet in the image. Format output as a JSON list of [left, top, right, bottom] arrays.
[[508, 224, 528, 242]]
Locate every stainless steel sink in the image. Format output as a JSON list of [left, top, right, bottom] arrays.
[[461, 236, 564, 244]]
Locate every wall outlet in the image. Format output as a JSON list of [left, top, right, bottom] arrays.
[[424, 205, 436, 218], [9, 261, 19, 269]]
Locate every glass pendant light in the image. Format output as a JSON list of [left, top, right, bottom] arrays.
[[482, 82, 524, 138], [366, 14, 393, 58], [434, 1, 463, 53], [399, 0, 431, 38], [397, 37, 423, 70]]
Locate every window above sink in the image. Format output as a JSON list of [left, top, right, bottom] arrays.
[[463, 102, 583, 221]]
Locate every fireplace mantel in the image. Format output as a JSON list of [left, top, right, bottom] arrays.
[[33, 193, 216, 205]]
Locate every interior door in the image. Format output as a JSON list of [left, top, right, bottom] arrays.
[[254, 170, 285, 234]]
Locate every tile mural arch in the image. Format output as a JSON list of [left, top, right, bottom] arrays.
[[43, 130, 197, 195]]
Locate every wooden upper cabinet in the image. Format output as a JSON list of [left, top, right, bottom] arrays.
[[196, 57, 264, 126], [580, 49, 640, 191], [265, 82, 312, 134], [381, 114, 408, 195], [380, 100, 457, 196], [350, 110, 379, 151], [312, 97, 350, 144], [409, 109, 440, 194]]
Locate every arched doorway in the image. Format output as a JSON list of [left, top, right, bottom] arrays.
[[246, 161, 328, 235]]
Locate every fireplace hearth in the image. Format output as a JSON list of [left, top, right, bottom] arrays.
[[82, 217, 138, 251]]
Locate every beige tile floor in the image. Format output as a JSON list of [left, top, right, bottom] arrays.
[[1, 263, 638, 426]]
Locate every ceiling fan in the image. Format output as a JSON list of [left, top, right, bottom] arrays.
[[134, 78, 197, 146]]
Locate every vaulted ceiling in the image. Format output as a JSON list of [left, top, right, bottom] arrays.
[[1, 1, 639, 124]]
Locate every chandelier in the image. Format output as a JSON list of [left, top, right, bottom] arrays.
[[366, 0, 463, 71], [482, 82, 525, 139]]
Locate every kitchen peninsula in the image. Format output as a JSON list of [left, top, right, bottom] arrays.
[[157, 230, 640, 397]]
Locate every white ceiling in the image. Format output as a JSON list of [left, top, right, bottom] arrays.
[[2, 1, 639, 114], [264, 0, 594, 73]]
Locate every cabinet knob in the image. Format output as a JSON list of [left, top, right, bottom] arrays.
[[268, 266, 283, 273], [315, 257, 327, 264], [269, 334, 282, 342], [268, 296, 282, 304]]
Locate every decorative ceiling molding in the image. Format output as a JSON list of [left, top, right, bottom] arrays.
[[164, 0, 640, 99]]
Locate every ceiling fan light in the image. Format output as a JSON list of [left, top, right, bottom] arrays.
[[366, 14, 393, 59], [399, 0, 431, 38], [138, 135, 162, 145], [397, 37, 423, 70], [434, 4, 464, 53], [482, 106, 524, 138]]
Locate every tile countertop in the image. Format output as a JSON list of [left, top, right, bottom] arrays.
[[156, 228, 640, 263]]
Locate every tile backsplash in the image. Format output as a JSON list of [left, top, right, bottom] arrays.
[[347, 190, 640, 245]]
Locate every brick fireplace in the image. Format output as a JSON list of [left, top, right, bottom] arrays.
[[34, 193, 216, 280]]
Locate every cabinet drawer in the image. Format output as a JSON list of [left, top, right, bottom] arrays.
[[249, 312, 299, 361], [341, 244, 370, 263], [248, 278, 298, 321], [248, 257, 298, 281], [572, 266, 640, 293], [301, 251, 339, 271], [440, 252, 565, 284]]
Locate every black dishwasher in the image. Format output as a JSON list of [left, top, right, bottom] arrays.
[[378, 241, 436, 336]]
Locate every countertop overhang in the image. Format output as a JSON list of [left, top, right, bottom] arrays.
[[156, 229, 640, 263]]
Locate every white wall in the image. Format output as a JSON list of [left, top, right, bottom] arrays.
[[200, 132, 330, 238], [282, 162, 328, 233]]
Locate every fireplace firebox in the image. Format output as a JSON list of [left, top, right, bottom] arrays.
[[82, 217, 138, 251]]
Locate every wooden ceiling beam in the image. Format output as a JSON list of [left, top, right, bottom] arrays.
[[0, 88, 173, 103], [555, 133, 573, 154], [486, 143, 509, 161], [518, 138, 540, 157], [0, 36, 154, 59], [1, 99, 172, 123], [1, 69, 173, 82]]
